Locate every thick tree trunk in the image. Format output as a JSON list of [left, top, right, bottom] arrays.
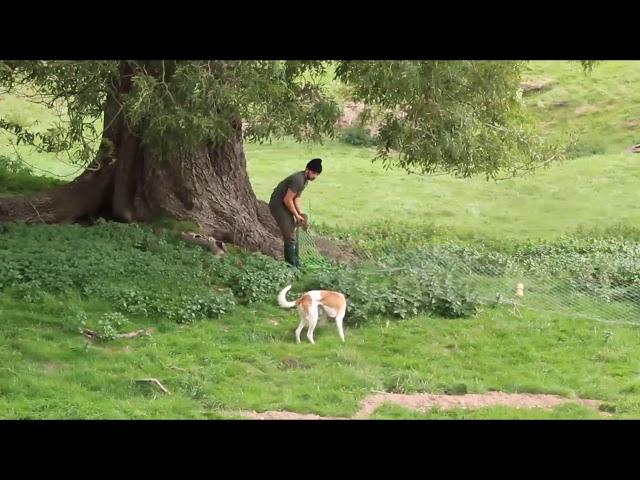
[[0, 128, 284, 258], [118, 123, 284, 258], [0, 160, 117, 224], [0, 61, 286, 258]]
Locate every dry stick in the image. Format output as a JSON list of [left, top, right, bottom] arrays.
[[115, 329, 151, 339], [80, 328, 99, 340], [27, 200, 45, 224], [80, 327, 151, 340], [135, 378, 170, 394]]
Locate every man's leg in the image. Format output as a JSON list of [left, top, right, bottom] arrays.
[[293, 227, 302, 268], [270, 203, 300, 268], [284, 226, 301, 269]]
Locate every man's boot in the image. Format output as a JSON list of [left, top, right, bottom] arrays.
[[284, 242, 301, 271], [293, 237, 304, 269]]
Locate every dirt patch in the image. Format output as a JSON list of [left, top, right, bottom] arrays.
[[336, 101, 382, 135], [337, 101, 365, 128], [519, 78, 556, 94], [312, 235, 358, 264], [237, 391, 606, 420], [240, 410, 345, 420], [575, 104, 602, 116], [353, 392, 603, 418], [278, 356, 308, 370], [624, 119, 639, 129], [43, 362, 65, 373]]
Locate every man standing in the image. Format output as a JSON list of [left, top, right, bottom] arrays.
[[269, 158, 322, 269]]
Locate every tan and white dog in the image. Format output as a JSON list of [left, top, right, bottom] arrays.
[[277, 285, 347, 344]]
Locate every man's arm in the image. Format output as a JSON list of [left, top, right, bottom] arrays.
[[293, 196, 308, 228], [293, 196, 303, 217], [283, 189, 303, 222]]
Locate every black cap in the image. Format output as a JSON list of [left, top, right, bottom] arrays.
[[306, 158, 323, 173]]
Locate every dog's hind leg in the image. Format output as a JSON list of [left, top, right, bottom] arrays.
[[335, 309, 346, 343], [306, 307, 319, 344], [295, 308, 307, 344]]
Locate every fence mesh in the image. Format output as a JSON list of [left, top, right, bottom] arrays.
[[299, 206, 640, 327]]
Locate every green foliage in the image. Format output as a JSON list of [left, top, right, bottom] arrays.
[[0, 221, 482, 324], [213, 251, 295, 304], [511, 237, 640, 302], [0, 154, 64, 194], [315, 222, 640, 317], [94, 312, 130, 341], [0, 60, 342, 163], [300, 262, 481, 322], [0, 221, 291, 323], [5, 217, 640, 328], [0, 61, 117, 166], [564, 137, 607, 159], [335, 60, 563, 178], [84, 285, 237, 325], [0, 60, 561, 178], [338, 125, 378, 147]]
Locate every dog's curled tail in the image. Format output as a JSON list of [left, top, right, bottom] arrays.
[[277, 285, 297, 309]]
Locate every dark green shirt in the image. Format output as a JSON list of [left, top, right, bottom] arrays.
[[269, 171, 308, 207]]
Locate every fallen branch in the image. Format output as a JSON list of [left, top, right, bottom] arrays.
[[81, 328, 99, 340], [626, 144, 640, 153], [116, 329, 151, 339], [135, 378, 170, 394], [179, 231, 226, 256], [80, 327, 151, 341]]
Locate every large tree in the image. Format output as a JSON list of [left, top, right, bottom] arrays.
[[0, 60, 560, 257]]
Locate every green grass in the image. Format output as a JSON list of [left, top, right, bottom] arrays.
[[2, 61, 640, 419], [0, 91, 83, 179], [522, 60, 640, 155], [4, 132, 640, 241], [370, 403, 605, 420], [0, 160, 64, 195], [3, 61, 640, 240], [246, 140, 640, 240], [1, 291, 639, 419]]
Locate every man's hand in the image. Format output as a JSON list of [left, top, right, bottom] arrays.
[[296, 213, 309, 231]]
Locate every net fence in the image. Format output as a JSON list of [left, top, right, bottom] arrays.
[[298, 208, 640, 327]]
